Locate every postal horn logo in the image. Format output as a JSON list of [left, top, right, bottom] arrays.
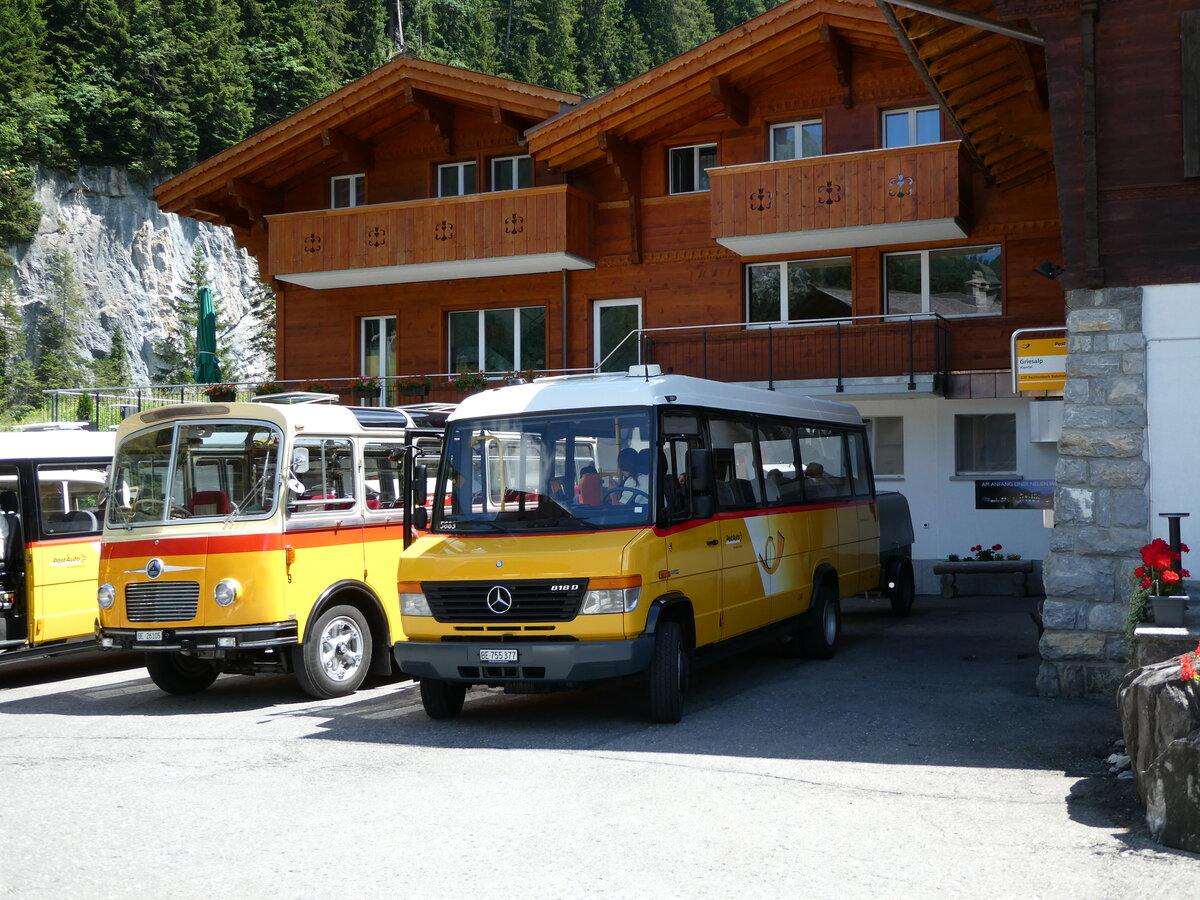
[[486, 585, 514, 615], [757, 533, 785, 575]]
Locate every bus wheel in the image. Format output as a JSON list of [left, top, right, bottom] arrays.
[[889, 560, 916, 617], [292, 604, 372, 699], [802, 581, 841, 659], [648, 620, 688, 724], [145, 651, 219, 694], [420, 678, 466, 719]]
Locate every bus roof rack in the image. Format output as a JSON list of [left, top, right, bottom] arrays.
[[249, 391, 340, 405]]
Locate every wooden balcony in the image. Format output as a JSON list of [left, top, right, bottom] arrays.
[[267, 185, 595, 289], [709, 141, 973, 256]]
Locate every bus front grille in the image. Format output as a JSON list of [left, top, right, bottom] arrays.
[[125, 582, 200, 622], [423, 580, 587, 622]]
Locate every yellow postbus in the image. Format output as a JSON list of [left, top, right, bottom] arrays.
[[395, 367, 914, 723], [0, 430, 113, 661], [96, 400, 443, 697]]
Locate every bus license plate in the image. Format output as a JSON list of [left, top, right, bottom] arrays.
[[136, 630, 163, 642], [479, 648, 518, 663]]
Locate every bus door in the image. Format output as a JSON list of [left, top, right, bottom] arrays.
[[845, 430, 879, 593], [285, 437, 363, 610], [757, 420, 810, 623], [31, 461, 107, 642], [361, 438, 417, 608], [0, 464, 26, 645], [708, 415, 769, 638], [660, 428, 722, 647]]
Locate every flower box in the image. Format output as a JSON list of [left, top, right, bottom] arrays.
[[206, 390, 236, 402], [1152, 595, 1188, 628]]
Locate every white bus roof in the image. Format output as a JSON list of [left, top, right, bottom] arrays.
[[0, 431, 116, 461], [450, 369, 864, 427], [114, 402, 436, 440]]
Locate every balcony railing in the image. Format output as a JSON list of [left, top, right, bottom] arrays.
[[267, 185, 596, 289], [623, 314, 951, 393], [709, 141, 973, 256]]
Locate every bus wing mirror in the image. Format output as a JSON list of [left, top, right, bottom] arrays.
[[411, 465, 428, 506], [291, 447, 310, 475], [691, 494, 715, 520], [687, 449, 714, 494], [411, 506, 428, 531]]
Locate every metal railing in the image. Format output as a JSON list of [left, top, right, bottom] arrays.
[[603, 314, 951, 392]]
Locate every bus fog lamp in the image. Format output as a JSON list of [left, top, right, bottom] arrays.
[[99, 636, 114, 649], [217, 636, 237, 648], [97, 583, 115, 610], [581, 587, 640, 615], [400, 592, 432, 616], [214, 579, 240, 607]]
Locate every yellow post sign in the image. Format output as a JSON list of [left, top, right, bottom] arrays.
[[1015, 336, 1067, 391]]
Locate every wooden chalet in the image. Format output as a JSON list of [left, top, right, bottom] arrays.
[[157, 0, 1064, 401]]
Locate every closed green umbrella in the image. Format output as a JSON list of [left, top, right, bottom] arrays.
[[194, 286, 222, 384]]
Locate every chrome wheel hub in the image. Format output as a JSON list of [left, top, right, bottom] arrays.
[[318, 616, 364, 682]]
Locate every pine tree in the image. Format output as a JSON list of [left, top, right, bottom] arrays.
[[0, 266, 39, 422], [575, 0, 648, 94], [344, 0, 393, 78], [92, 322, 133, 387], [628, 0, 715, 66], [153, 246, 205, 384], [34, 249, 87, 392], [123, 0, 197, 172]]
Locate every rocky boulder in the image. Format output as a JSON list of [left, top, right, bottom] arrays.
[[1118, 658, 1200, 852]]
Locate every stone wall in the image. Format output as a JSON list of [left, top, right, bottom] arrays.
[[1038, 286, 1148, 697]]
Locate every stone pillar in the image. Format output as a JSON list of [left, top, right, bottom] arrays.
[[1038, 286, 1149, 697]]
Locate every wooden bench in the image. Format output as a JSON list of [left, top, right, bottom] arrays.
[[931, 559, 1035, 598]]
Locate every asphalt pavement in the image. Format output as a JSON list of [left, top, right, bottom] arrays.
[[0, 591, 1193, 898]]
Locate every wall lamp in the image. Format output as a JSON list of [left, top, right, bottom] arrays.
[[1033, 261, 1064, 280]]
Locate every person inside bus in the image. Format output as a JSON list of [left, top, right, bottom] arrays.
[[610, 447, 647, 504], [804, 462, 834, 499]]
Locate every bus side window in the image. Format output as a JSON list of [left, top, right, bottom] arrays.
[[708, 415, 760, 510]]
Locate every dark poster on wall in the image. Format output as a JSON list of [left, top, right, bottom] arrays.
[[975, 479, 1055, 510]]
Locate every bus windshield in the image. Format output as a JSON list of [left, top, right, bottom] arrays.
[[107, 420, 283, 527], [435, 408, 654, 533]]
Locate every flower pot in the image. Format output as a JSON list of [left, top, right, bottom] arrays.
[[1151, 594, 1188, 627], [207, 391, 236, 402]]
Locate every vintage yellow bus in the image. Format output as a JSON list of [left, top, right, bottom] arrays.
[[97, 400, 443, 697], [0, 430, 113, 661], [395, 367, 914, 723]]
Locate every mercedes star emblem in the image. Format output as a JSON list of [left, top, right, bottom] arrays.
[[146, 558, 165, 580], [486, 585, 514, 615]]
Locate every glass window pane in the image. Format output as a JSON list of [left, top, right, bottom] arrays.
[[492, 158, 513, 191], [483, 308, 515, 371], [748, 264, 782, 323], [884, 253, 922, 314], [709, 416, 760, 509], [772, 125, 796, 161], [955, 414, 1016, 474], [450, 311, 479, 371], [332, 177, 350, 208], [786, 257, 851, 320], [462, 162, 476, 194], [439, 166, 458, 197], [670, 148, 692, 193], [597, 303, 639, 372], [697, 145, 716, 191], [801, 122, 822, 158], [847, 432, 871, 496], [915, 108, 941, 145], [353, 175, 365, 204], [797, 426, 850, 500], [519, 306, 546, 371], [517, 155, 532, 188], [868, 417, 904, 476], [363, 318, 381, 377], [884, 111, 910, 148], [929, 245, 1001, 316], [758, 421, 802, 504]]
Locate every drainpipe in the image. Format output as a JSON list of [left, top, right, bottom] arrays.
[[561, 269, 568, 370]]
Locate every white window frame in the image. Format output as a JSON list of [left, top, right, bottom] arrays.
[[331, 174, 366, 208], [864, 416, 904, 478], [882, 105, 941, 148], [769, 119, 822, 161], [360, 315, 397, 379], [449, 306, 545, 373], [438, 161, 477, 197], [593, 298, 642, 372], [490, 154, 532, 192], [745, 256, 852, 326], [883, 245, 1002, 317], [668, 143, 717, 195]]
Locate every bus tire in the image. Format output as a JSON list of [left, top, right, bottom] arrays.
[[292, 604, 372, 699], [145, 651, 219, 694], [420, 678, 466, 719], [648, 620, 688, 724], [802, 580, 840, 660], [889, 560, 916, 617]]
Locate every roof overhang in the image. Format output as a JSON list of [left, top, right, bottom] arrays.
[[716, 217, 969, 256], [276, 252, 595, 290]]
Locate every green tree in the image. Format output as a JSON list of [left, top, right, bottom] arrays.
[[34, 248, 87, 392], [575, 0, 649, 94], [0, 266, 39, 422], [344, 0, 393, 77], [153, 246, 207, 384], [177, 0, 254, 162], [629, 0, 715, 66], [93, 322, 133, 387], [122, 0, 196, 172]]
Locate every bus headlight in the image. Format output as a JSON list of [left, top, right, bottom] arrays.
[[214, 579, 240, 607], [580, 586, 640, 615], [399, 583, 432, 616], [97, 583, 115, 610]]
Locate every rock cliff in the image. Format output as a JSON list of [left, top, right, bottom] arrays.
[[7, 165, 269, 384]]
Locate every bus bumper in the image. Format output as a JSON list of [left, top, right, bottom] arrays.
[[395, 636, 655, 684], [97, 621, 299, 652]]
